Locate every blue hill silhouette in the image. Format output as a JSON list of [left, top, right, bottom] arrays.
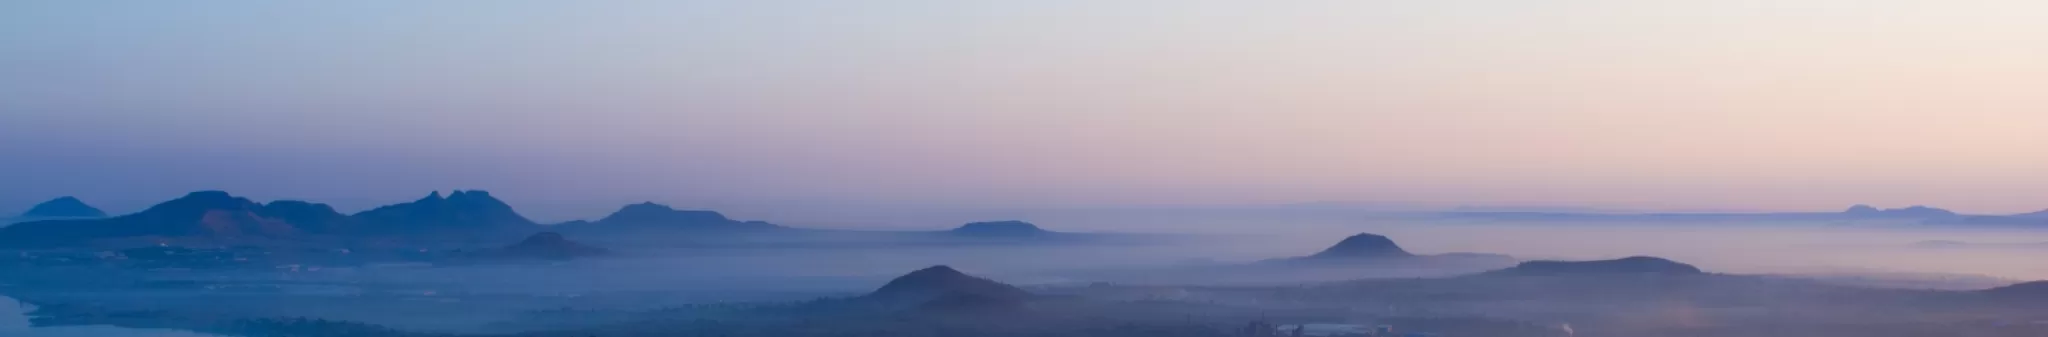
[[868, 265, 1031, 311], [348, 190, 535, 234], [21, 196, 106, 218], [0, 191, 334, 247], [1494, 256, 1704, 276], [949, 221, 1053, 237], [565, 202, 783, 232], [1307, 233, 1414, 259]]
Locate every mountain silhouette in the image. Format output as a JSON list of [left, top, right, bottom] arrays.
[[2014, 210, 2048, 219], [1843, 204, 1883, 216], [0, 191, 342, 247], [1307, 233, 1414, 259], [261, 200, 353, 234], [948, 221, 1053, 237], [350, 190, 535, 234], [1843, 205, 1958, 218], [1494, 256, 1704, 276], [20, 196, 106, 218], [577, 202, 782, 232], [1257, 233, 1514, 273], [867, 265, 1031, 310], [488, 232, 609, 260], [1982, 281, 2048, 298]]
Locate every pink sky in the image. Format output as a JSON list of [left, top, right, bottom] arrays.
[[2, 1, 2044, 214]]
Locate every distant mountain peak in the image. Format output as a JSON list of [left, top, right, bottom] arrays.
[[1842, 205, 1957, 218], [0, 190, 325, 247], [22, 196, 106, 218], [448, 190, 493, 200], [150, 191, 262, 213], [1309, 233, 1414, 259], [493, 232, 608, 260], [259, 200, 350, 234], [1498, 256, 1703, 276], [901, 265, 967, 279], [624, 201, 671, 211], [950, 221, 1050, 237], [350, 190, 535, 232], [869, 265, 1031, 305], [597, 202, 733, 225], [181, 190, 238, 201], [569, 202, 776, 235], [1895, 205, 1955, 216]]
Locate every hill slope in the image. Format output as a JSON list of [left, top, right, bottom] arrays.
[[0, 191, 342, 247], [20, 196, 107, 218], [868, 265, 1032, 311], [349, 190, 536, 234]]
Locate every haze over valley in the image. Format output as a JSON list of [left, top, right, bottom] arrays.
[[1, 192, 2044, 336], [6, 1, 2048, 336]]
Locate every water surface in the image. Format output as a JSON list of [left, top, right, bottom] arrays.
[[0, 295, 223, 337]]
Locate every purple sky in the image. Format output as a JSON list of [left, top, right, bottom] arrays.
[[3, 1, 2045, 219]]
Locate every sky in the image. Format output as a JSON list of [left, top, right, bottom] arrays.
[[3, 1, 2045, 219]]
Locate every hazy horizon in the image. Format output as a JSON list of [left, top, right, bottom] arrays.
[[2, 189, 2033, 227], [8, 3, 2048, 337], [5, 1, 2045, 216]]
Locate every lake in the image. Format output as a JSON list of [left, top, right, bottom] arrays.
[[0, 295, 224, 337]]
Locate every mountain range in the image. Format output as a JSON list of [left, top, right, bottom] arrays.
[[19, 196, 107, 218], [0, 191, 781, 249], [0, 191, 1103, 250], [0, 191, 320, 248]]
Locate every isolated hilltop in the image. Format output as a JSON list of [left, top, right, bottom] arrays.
[[21, 196, 106, 218], [577, 202, 782, 232], [1307, 233, 1414, 259], [1281, 233, 1516, 264], [1843, 205, 1958, 218], [868, 265, 1032, 311], [948, 221, 1055, 237], [492, 232, 609, 260], [1247, 233, 1515, 279], [600, 202, 732, 225], [1494, 256, 1704, 276]]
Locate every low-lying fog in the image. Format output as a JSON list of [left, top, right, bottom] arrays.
[[271, 214, 2048, 297], [6, 210, 2045, 335], [733, 211, 2048, 282]]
